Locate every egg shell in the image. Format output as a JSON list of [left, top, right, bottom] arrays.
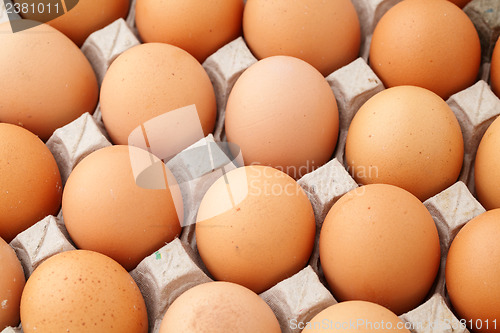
[[62, 145, 182, 271], [135, 0, 244, 63], [100, 42, 217, 145], [345, 85, 464, 201], [0, 237, 25, 330], [302, 300, 410, 332], [20, 250, 148, 333], [225, 56, 339, 179], [446, 209, 500, 333], [0, 22, 98, 141], [319, 184, 441, 315], [196, 165, 316, 294], [474, 116, 500, 210], [0, 124, 62, 243], [14, 0, 130, 47], [369, 0, 481, 99], [159, 281, 281, 333], [491, 38, 500, 98], [243, 0, 361, 76], [2, 0, 499, 331]]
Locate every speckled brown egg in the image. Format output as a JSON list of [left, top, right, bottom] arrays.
[[196, 165, 316, 294], [159, 282, 281, 333], [370, 0, 481, 99], [0, 22, 98, 141], [345, 86, 464, 201], [446, 209, 500, 333], [20, 250, 148, 333], [243, 0, 360, 76], [0, 124, 62, 243], [319, 184, 441, 315], [0, 237, 25, 330], [100, 43, 216, 145], [62, 145, 182, 271]]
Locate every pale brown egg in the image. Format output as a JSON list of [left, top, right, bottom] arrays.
[[491, 38, 500, 98], [20, 250, 148, 333], [345, 86, 464, 201], [135, 0, 244, 63], [0, 124, 62, 242], [62, 145, 182, 271], [446, 209, 500, 333], [302, 301, 410, 332], [225, 56, 339, 179], [319, 184, 441, 315], [14, 0, 130, 46], [243, 0, 360, 76], [100, 43, 217, 145], [196, 166, 316, 294], [0, 22, 98, 141], [159, 282, 281, 333], [475, 116, 500, 210], [370, 0, 481, 99], [0, 237, 25, 330]]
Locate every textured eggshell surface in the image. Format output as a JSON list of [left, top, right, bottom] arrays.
[[370, 0, 481, 99], [0, 22, 98, 141], [319, 184, 441, 315], [0, 124, 62, 243], [0, 237, 25, 330], [20, 250, 148, 333], [196, 166, 316, 294], [62, 145, 182, 271], [158, 282, 281, 333], [345, 86, 464, 201]]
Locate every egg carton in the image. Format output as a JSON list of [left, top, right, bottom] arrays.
[[2, 0, 500, 332]]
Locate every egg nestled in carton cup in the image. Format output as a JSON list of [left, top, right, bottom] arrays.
[[0, 0, 500, 332]]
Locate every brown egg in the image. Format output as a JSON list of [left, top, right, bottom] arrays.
[[20, 250, 148, 333], [62, 145, 182, 271], [0, 124, 62, 242], [0, 237, 25, 330], [159, 282, 281, 333], [319, 184, 441, 315], [370, 0, 481, 99], [446, 209, 500, 333], [345, 86, 464, 201], [302, 301, 410, 332], [135, 0, 243, 63], [100, 43, 216, 145], [14, 0, 130, 46], [243, 0, 360, 76], [491, 38, 500, 98], [196, 166, 316, 294], [475, 116, 500, 210], [225, 56, 339, 179], [0, 22, 98, 141], [447, 0, 472, 8]]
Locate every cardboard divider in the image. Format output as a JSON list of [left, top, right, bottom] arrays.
[[81, 18, 140, 86], [447, 80, 500, 194], [3, 0, 500, 332], [202, 37, 258, 142]]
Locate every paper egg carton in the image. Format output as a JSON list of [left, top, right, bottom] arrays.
[[2, 0, 500, 332]]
